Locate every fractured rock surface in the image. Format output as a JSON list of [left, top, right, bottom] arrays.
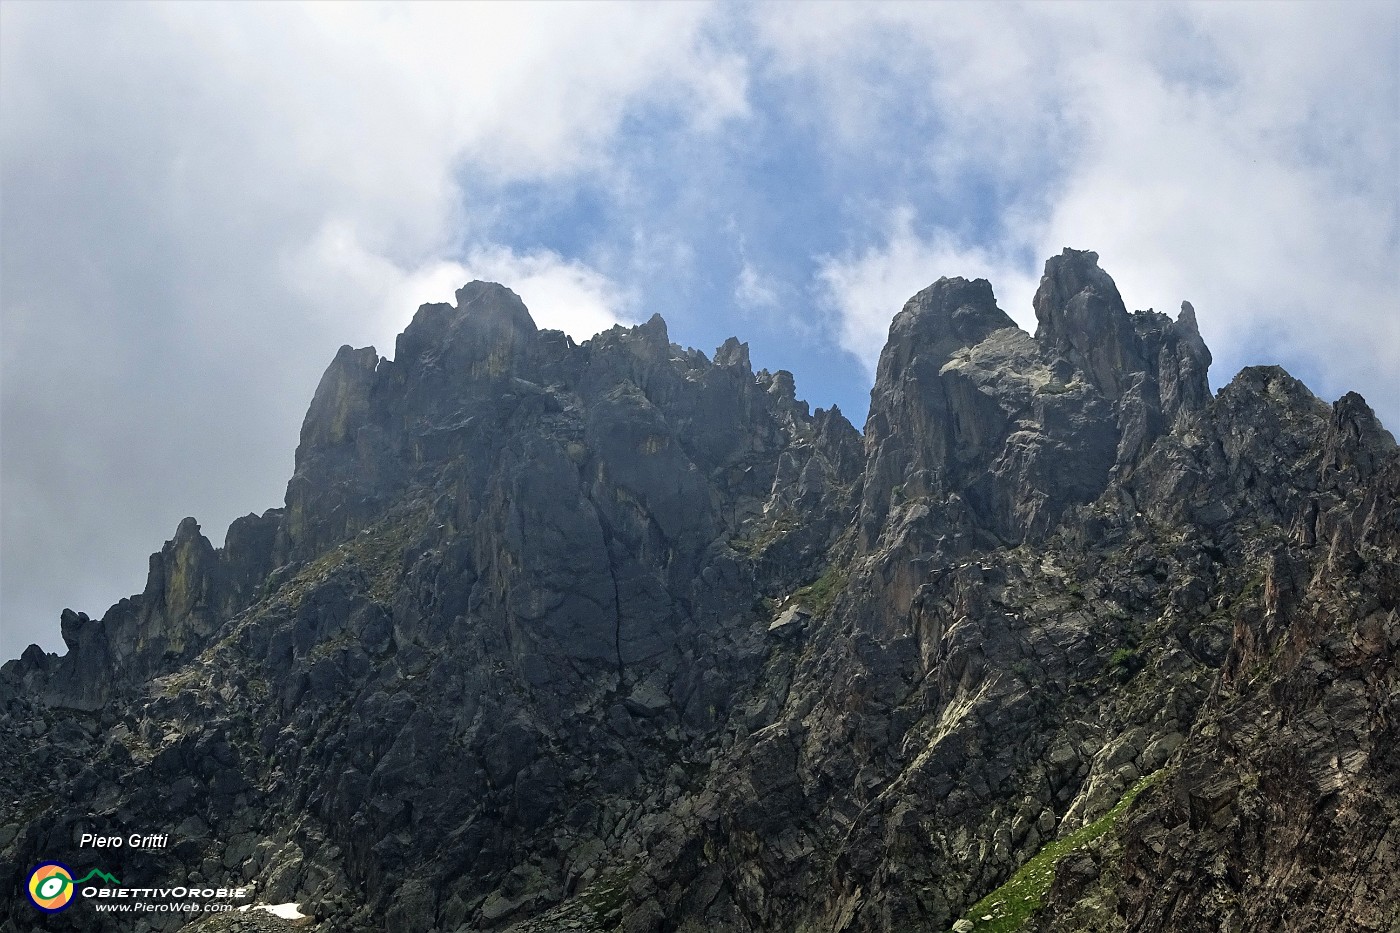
[[4, 250, 1395, 933]]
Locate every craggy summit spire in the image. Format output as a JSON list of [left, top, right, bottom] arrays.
[[3, 249, 1394, 933]]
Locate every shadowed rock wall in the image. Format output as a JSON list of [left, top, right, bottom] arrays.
[[3, 252, 1393, 933]]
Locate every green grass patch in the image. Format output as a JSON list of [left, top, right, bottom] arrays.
[[952, 769, 1165, 932], [793, 566, 849, 618], [1107, 647, 1144, 683], [580, 862, 642, 928]]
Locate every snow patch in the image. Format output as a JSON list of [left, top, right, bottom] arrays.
[[236, 902, 308, 920]]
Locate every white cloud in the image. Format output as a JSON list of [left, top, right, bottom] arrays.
[[275, 2, 749, 186], [818, 208, 1039, 370], [456, 246, 632, 340], [289, 223, 630, 356], [736, 261, 780, 311], [755, 3, 1082, 190]]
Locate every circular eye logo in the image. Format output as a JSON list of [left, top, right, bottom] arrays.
[[28, 862, 76, 912]]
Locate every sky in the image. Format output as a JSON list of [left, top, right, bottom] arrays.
[[2, 1, 1397, 659]]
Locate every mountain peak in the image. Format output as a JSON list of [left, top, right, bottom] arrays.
[[454, 280, 535, 331], [1033, 248, 1126, 332], [393, 281, 537, 371], [4, 253, 1394, 933], [875, 275, 1016, 387], [1032, 247, 1137, 397]]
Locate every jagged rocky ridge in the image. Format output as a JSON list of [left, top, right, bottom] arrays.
[[3, 248, 1396, 933]]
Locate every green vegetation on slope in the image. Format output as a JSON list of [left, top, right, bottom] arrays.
[[951, 769, 1166, 932], [794, 566, 848, 618]]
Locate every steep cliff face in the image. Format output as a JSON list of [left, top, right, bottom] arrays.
[[1034, 374, 1400, 933], [860, 249, 1211, 551], [2, 252, 1394, 933]]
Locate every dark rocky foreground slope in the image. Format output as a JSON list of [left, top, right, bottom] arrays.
[[4, 249, 1396, 933]]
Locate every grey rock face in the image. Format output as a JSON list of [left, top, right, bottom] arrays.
[[859, 250, 1212, 553], [2, 251, 1393, 933]]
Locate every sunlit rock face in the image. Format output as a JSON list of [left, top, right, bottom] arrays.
[[3, 252, 1395, 933]]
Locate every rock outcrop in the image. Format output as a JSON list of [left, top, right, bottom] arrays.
[[3, 252, 1394, 933]]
